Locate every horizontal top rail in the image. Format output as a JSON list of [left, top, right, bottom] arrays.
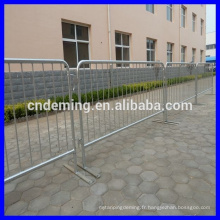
[[165, 62, 196, 67], [4, 58, 70, 70], [77, 60, 165, 70], [196, 62, 214, 67]]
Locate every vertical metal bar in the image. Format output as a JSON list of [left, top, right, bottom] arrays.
[[195, 64, 198, 104], [83, 66, 90, 142], [77, 64, 86, 168], [101, 63, 107, 134], [20, 63, 33, 165], [8, 63, 22, 170], [163, 66, 168, 122], [31, 63, 43, 160], [68, 65, 78, 172], [108, 63, 111, 131], [42, 63, 52, 156], [120, 65, 125, 127], [90, 67, 96, 139], [60, 64, 69, 150], [51, 63, 60, 151], [211, 63, 214, 94], [95, 64, 101, 136], [116, 64, 120, 127], [4, 135, 10, 176]]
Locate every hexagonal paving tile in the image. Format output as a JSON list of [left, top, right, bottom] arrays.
[[38, 205, 60, 215], [5, 191, 22, 207], [124, 174, 142, 186], [28, 171, 45, 180], [28, 196, 51, 212], [157, 203, 183, 216], [21, 187, 42, 202], [156, 189, 179, 204], [5, 201, 28, 215], [90, 183, 108, 196], [71, 187, 90, 201], [127, 166, 143, 174], [155, 177, 176, 189], [50, 191, 70, 206], [108, 179, 126, 191], [171, 172, 189, 184], [189, 178, 211, 192], [174, 184, 194, 198], [103, 191, 124, 206], [60, 199, 83, 215], [139, 181, 159, 194], [122, 185, 141, 200], [137, 194, 160, 207], [140, 171, 158, 182], [111, 169, 128, 179], [43, 183, 60, 196], [61, 178, 78, 191], [82, 195, 103, 212], [52, 173, 69, 184]]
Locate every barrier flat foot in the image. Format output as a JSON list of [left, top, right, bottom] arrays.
[[77, 163, 101, 179], [63, 164, 94, 185]]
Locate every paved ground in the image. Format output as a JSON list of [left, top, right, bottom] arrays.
[[4, 89, 216, 216]]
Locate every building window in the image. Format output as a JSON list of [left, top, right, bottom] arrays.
[[181, 46, 186, 62], [167, 43, 173, 62], [147, 39, 156, 62], [206, 44, 216, 50], [167, 5, 173, 22], [115, 32, 130, 67], [181, 6, 186, 28], [192, 13, 196, 32], [192, 48, 196, 62], [62, 22, 89, 68], [200, 50, 203, 62], [201, 19, 204, 35], [146, 5, 154, 13]]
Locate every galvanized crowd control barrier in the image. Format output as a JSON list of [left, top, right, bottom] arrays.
[[4, 59, 215, 184]]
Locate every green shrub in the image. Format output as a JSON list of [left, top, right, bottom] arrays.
[[5, 71, 214, 122]]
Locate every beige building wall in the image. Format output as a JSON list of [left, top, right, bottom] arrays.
[[5, 4, 206, 66]]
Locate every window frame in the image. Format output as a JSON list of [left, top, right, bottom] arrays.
[[62, 21, 90, 69], [181, 46, 186, 62], [201, 19, 204, 35], [146, 4, 155, 14], [167, 4, 173, 22], [181, 6, 186, 28], [167, 43, 173, 62], [115, 32, 130, 67], [146, 38, 156, 62], [192, 48, 196, 62], [200, 50, 203, 62], [192, 13, 196, 32]]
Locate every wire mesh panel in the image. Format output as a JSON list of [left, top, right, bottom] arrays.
[[4, 59, 79, 183], [196, 62, 214, 96], [76, 60, 165, 168]]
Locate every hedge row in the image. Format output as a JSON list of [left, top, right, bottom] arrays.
[[4, 72, 215, 122]]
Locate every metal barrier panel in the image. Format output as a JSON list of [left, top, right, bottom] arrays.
[[4, 59, 89, 183], [76, 60, 165, 171], [164, 62, 197, 122], [196, 62, 214, 99]]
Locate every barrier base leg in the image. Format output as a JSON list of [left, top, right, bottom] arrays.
[[153, 120, 179, 125], [77, 163, 101, 179], [63, 164, 95, 185]]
